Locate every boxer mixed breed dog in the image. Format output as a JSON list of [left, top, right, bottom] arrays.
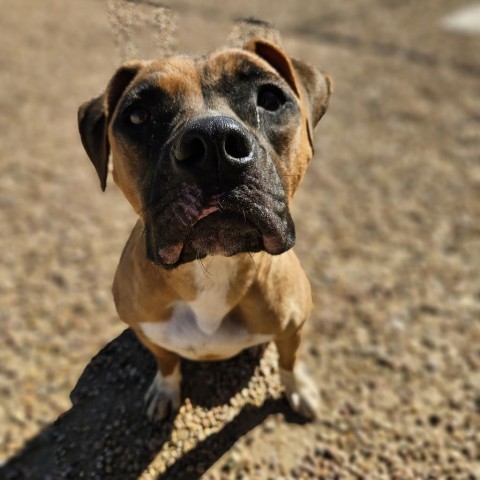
[[78, 33, 331, 420]]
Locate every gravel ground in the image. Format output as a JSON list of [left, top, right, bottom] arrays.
[[1, 0, 480, 479]]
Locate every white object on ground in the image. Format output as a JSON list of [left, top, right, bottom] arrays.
[[441, 3, 480, 34]]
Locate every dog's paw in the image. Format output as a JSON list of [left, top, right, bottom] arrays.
[[280, 364, 320, 420], [145, 367, 181, 421]]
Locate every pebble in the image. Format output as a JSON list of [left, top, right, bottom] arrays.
[[263, 419, 276, 433]]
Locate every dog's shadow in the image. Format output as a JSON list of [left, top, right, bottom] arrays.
[[0, 329, 304, 480]]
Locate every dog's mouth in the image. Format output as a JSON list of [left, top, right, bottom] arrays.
[[145, 185, 295, 269]]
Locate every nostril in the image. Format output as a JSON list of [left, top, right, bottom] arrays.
[[224, 132, 252, 159], [175, 136, 207, 162], [187, 137, 206, 162]]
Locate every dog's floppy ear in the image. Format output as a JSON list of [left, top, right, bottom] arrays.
[[78, 61, 145, 191], [244, 38, 332, 143], [78, 95, 109, 191], [290, 57, 332, 129]]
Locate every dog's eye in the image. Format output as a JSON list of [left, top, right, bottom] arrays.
[[257, 85, 286, 111], [128, 107, 150, 125]]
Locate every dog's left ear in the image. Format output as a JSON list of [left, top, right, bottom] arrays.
[[244, 39, 332, 142], [78, 61, 146, 191]]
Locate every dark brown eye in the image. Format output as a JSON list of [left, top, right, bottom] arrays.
[[257, 85, 286, 111], [128, 107, 149, 125]]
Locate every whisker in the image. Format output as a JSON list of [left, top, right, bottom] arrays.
[[198, 257, 213, 276]]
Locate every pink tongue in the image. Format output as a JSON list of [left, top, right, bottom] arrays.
[[197, 205, 219, 221], [158, 205, 219, 264], [158, 243, 183, 264]]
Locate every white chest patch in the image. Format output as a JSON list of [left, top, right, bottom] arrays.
[[189, 256, 236, 335], [140, 257, 272, 360]]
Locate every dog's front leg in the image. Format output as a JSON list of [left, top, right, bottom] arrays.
[[275, 326, 320, 420], [136, 331, 181, 420]]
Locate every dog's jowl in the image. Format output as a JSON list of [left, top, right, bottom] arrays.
[[78, 36, 331, 420]]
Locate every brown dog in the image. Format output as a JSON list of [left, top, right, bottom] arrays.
[[78, 36, 331, 420]]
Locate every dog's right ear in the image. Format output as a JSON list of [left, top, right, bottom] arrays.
[[78, 61, 145, 191], [244, 39, 332, 147]]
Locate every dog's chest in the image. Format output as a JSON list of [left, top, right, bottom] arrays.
[[140, 258, 272, 360]]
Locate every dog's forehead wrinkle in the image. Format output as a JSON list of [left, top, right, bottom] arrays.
[[127, 59, 202, 100], [203, 50, 274, 84]]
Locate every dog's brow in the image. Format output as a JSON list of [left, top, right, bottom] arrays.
[[126, 80, 160, 99], [205, 54, 285, 90], [230, 58, 263, 76]]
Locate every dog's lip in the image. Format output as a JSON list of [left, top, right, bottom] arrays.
[[156, 204, 220, 265], [155, 209, 286, 266], [156, 243, 184, 265], [193, 205, 220, 225], [150, 187, 294, 266]]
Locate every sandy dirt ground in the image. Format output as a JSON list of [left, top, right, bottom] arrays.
[[1, 0, 480, 478]]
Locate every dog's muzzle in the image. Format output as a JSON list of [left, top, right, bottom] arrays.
[[144, 114, 295, 268]]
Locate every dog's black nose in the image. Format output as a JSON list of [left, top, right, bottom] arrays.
[[173, 116, 254, 169]]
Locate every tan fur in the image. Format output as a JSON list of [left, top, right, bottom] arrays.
[[81, 39, 331, 420]]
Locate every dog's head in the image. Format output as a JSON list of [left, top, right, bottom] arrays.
[[78, 39, 331, 269]]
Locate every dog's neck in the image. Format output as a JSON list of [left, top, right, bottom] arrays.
[[178, 256, 239, 335], [169, 252, 261, 306], [130, 219, 262, 305]]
